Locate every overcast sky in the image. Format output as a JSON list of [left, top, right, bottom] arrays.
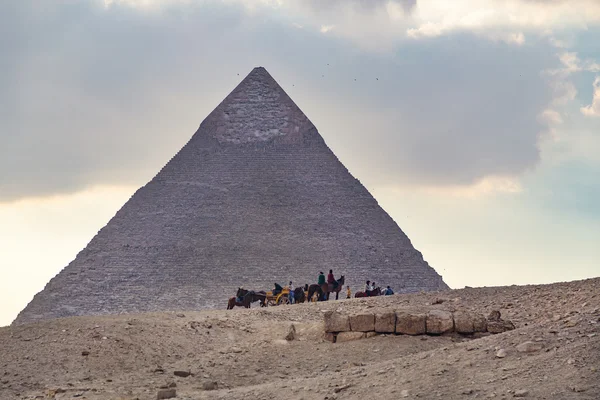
[[1, 0, 599, 326]]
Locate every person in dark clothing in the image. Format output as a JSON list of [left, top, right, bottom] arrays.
[[327, 269, 335, 284], [317, 272, 326, 285], [273, 283, 283, 296], [385, 286, 394, 295]]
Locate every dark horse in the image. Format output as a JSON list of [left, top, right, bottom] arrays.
[[307, 284, 324, 302], [293, 287, 307, 303], [246, 290, 267, 307], [354, 287, 382, 298], [321, 275, 345, 300], [227, 288, 250, 309], [227, 288, 267, 309]]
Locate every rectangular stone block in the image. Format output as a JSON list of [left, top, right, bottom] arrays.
[[324, 311, 350, 333], [395, 312, 426, 335], [349, 313, 375, 332], [426, 310, 454, 335], [375, 312, 396, 333], [453, 311, 475, 334]]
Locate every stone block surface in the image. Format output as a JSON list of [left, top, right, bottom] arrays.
[[453, 311, 475, 334], [426, 310, 454, 334], [395, 312, 426, 335], [349, 313, 375, 332], [324, 311, 350, 333], [374, 312, 396, 333]]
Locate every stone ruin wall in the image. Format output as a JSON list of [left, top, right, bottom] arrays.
[[323, 309, 515, 343]]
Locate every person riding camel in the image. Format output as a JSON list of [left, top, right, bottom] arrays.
[[317, 272, 326, 285], [365, 280, 371, 295]]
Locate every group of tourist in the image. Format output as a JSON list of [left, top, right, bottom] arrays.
[[268, 271, 395, 302], [364, 280, 394, 296]]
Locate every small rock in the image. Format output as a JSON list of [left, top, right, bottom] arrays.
[[564, 318, 579, 327], [203, 381, 218, 391], [176, 313, 185, 318], [516, 341, 543, 353], [334, 384, 352, 393], [401, 389, 409, 397], [488, 320, 515, 334], [173, 370, 191, 377], [285, 324, 296, 341], [513, 389, 529, 397], [231, 347, 243, 353], [496, 349, 507, 358], [156, 388, 176, 399], [488, 310, 501, 321], [81, 351, 90, 356]]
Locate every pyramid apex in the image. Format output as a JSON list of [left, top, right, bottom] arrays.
[[204, 66, 314, 145]]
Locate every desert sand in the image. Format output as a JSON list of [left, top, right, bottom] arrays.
[[2, 277, 599, 399]]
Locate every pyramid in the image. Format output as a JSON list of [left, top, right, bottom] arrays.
[[14, 67, 448, 325]]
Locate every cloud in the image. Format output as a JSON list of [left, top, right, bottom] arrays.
[[304, 34, 557, 191], [0, 0, 577, 202], [581, 77, 600, 117], [0, 0, 258, 201]]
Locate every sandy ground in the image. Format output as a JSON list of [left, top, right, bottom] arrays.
[[1, 277, 599, 400]]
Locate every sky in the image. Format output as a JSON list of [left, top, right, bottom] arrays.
[[1, 0, 599, 327]]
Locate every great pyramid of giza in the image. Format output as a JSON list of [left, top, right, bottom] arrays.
[[14, 67, 448, 325]]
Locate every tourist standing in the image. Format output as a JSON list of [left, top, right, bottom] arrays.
[[346, 285, 351, 299], [288, 281, 295, 304]]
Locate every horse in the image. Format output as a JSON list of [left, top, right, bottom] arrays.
[[244, 290, 267, 307], [307, 284, 324, 302], [293, 287, 306, 303], [354, 287, 382, 298], [227, 288, 250, 309], [320, 275, 345, 300]]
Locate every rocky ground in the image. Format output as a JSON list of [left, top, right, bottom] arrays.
[[1, 277, 599, 400]]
